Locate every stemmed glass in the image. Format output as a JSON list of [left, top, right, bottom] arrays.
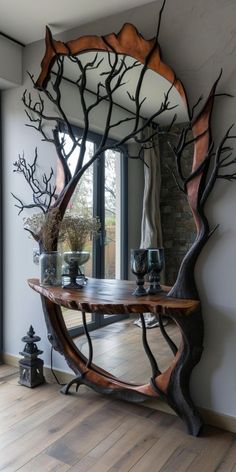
[[147, 248, 165, 294], [130, 249, 148, 296]]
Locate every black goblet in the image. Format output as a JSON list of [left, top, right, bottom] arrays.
[[130, 249, 148, 296], [147, 248, 165, 294]]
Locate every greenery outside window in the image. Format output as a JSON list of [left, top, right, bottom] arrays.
[[58, 125, 128, 335]]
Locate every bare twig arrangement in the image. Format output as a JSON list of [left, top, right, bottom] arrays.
[[12, 148, 56, 215]]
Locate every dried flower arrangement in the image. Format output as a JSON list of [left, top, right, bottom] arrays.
[[23, 209, 100, 253], [23, 208, 62, 252], [59, 213, 101, 252], [12, 150, 101, 256]]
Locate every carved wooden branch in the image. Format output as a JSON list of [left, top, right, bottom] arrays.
[[20, 11, 235, 306], [35, 22, 186, 101], [22, 18, 184, 229], [168, 74, 236, 299]]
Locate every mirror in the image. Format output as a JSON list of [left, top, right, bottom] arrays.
[[23, 22, 208, 385], [44, 36, 191, 382], [50, 50, 192, 286], [22, 11, 234, 431]]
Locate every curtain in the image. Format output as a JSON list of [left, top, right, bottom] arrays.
[[140, 131, 163, 249], [134, 130, 165, 328]]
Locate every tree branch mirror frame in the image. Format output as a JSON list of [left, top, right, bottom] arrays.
[[20, 1, 236, 437], [20, 11, 236, 301]]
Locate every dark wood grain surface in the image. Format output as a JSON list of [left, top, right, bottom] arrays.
[[35, 23, 186, 100], [28, 278, 199, 315]]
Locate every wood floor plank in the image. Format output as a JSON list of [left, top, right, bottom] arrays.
[[0, 365, 18, 379], [1, 361, 236, 472], [0, 382, 37, 412], [78, 414, 176, 472], [0, 383, 59, 433], [16, 453, 70, 472], [128, 424, 188, 472], [0, 390, 108, 471], [184, 427, 235, 472], [158, 445, 197, 471], [0, 392, 76, 449], [215, 438, 236, 471], [45, 402, 136, 467]]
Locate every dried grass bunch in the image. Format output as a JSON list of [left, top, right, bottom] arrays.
[[23, 209, 100, 253], [23, 208, 62, 252], [60, 214, 101, 252]]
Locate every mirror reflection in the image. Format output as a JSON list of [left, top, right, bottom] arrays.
[[51, 50, 193, 382]]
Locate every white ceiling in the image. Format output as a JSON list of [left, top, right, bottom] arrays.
[[0, 0, 154, 45]]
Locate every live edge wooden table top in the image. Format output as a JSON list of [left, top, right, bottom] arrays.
[[28, 278, 199, 315]]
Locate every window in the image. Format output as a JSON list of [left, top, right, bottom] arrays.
[[58, 126, 128, 335]]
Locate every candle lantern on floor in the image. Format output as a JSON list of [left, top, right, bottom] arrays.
[[19, 325, 45, 388]]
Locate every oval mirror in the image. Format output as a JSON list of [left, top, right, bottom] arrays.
[[38, 29, 193, 383]]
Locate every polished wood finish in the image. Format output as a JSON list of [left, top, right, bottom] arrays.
[[36, 23, 186, 101], [28, 278, 203, 436], [28, 278, 199, 315], [1, 366, 236, 472], [168, 72, 232, 300]]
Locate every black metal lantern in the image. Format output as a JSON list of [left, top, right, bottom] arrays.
[[19, 325, 45, 388]]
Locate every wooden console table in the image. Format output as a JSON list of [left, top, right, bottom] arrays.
[[28, 278, 203, 436]]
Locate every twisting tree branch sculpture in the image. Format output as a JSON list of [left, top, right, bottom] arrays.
[[12, 148, 56, 215], [22, 0, 236, 436], [18, 8, 182, 252], [168, 73, 236, 299], [18, 3, 236, 298]]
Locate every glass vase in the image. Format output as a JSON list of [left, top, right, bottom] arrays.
[[40, 251, 62, 286], [62, 251, 90, 288]]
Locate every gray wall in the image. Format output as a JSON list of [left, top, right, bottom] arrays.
[[3, 0, 236, 418], [0, 35, 22, 88]]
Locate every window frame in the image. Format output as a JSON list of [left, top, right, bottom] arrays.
[[56, 124, 129, 336]]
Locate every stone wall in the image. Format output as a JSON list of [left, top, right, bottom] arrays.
[[159, 125, 196, 286]]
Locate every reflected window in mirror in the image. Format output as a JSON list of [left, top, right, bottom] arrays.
[[57, 125, 128, 283]]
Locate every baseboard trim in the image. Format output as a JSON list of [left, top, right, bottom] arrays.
[[3, 353, 74, 385], [3, 353, 236, 433]]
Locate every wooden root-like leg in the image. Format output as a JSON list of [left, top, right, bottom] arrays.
[[60, 374, 83, 394], [40, 294, 204, 434], [61, 311, 92, 395], [153, 307, 204, 436]]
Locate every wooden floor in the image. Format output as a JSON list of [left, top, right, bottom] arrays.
[[63, 309, 90, 331], [74, 318, 181, 384], [1, 365, 236, 471]]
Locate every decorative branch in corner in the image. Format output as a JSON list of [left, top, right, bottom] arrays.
[[168, 72, 236, 299]]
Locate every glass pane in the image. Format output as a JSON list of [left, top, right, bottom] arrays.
[[59, 134, 95, 278], [69, 141, 94, 278], [104, 149, 121, 279], [59, 134, 95, 331]]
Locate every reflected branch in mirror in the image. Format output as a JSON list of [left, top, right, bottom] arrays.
[[24, 18, 190, 277]]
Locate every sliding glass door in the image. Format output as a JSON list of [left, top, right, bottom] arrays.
[[59, 127, 128, 336]]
